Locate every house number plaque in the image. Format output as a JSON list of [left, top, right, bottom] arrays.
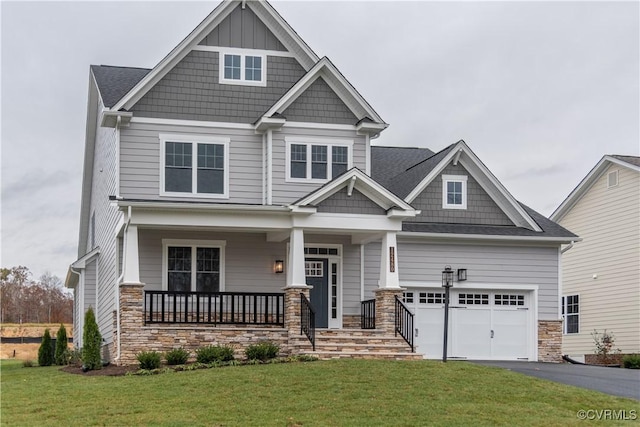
[[389, 247, 395, 272]]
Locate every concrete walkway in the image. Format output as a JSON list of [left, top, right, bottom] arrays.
[[471, 361, 640, 400]]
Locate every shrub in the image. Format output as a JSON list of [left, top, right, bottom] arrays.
[[67, 348, 82, 366], [591, 329, 621, 364], [165, 348, 190, 365], [22, 360, 34, 368], [137, 351, 162, 370], [623, 354, 640, 369], [245, 341, 280, 361], [82, 307, 102, 370], [55, 324, 68, 365], [37, 329, 54, 366], [195, 345, 235, 363]]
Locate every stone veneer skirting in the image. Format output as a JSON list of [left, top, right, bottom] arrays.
[[538, 320, 562, 363]]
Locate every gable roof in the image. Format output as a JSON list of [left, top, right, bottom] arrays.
[[112, 0, 319, 112], [292, 168, 416, 215], [91, 65, 151, 108], [551, 154, 640, 222], [261, 57, 387, 127], [371, 146, 434, 189]]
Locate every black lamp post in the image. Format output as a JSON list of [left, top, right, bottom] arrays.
[[442, 265, 454, 362]]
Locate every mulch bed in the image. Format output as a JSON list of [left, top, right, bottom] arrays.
[[60, 364, 138, 376]]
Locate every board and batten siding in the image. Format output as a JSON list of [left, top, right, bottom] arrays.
[[559, 163, 640, 356], [89, 97, 123, 348], [119, 122, 263, 204], [271, 127, 367, 205], [364, 241, 560, 320]]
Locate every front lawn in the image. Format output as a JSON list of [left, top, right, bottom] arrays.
[[1, 359, 637, 426]]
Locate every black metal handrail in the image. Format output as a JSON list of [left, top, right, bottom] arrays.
[[395, 295, 414, 352], [144, 291, 284, 326], [360, 299, 376, 329], [300, 293, 315, 350]]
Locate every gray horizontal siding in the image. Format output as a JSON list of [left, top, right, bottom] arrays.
[[130, 51, 305, 123], [271, 127, 366, 205], [198, 3, 286, 51], [364, 241, 560, 320], [407, 163, 513, 225], [282, 77, 357, 125], [138, 230, 287, 293], [84, 260, 97, 310], [120, 122, 263, 204]]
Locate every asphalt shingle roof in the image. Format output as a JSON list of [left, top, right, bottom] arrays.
[[371, 146, 434, 189], [611, 155, 640, 168], [91, 65, 151, 108]]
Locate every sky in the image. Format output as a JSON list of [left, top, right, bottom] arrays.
[[1, 0, 638, 281]]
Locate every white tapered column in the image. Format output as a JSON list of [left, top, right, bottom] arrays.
[[122, 224, 142, 284], [378, 231, 400, 289], [286, 228, 306, 287]]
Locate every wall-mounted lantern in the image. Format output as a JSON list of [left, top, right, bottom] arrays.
[[274, 260, 284, 274], [457, 268, 467, 282]]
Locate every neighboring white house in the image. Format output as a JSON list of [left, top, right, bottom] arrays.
[[66, 0, 577, 365], [551, 155, 640, 361]]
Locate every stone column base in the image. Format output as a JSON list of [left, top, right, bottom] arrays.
[[374, 288, 405, 334], [538, 320, 562, 363]]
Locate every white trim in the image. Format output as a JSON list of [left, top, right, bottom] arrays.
[[283, 122, 356, 131], [267, 129, 273, 205], [285, 137, 353, 183], [607, 169, 619, 188], [159, 134, 230, 199], [131, 116, 254, 130], [218, 50, 267, 87], [442, 174, 468, 210], [192, 44, 294, 58], [561, 293, 580, 335], [161, 239, 226, 292], [360, 244, 365, 301], [365, 134, 371, 175], [398, 231, 578, 244]]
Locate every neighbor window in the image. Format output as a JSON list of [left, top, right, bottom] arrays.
[[161, 135, 229, 198], [164, 240, 226, 293], [442, 175, 468, 209], [562, 295, 579, 334], [286, 139, 352, 182], [607, 170, 619, 188], [220, 51, 265, 86]]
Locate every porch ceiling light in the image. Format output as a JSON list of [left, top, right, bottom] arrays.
[[442, 265, 454, 288], [457, 268, 467, 282], [274, 260, 284, 274]]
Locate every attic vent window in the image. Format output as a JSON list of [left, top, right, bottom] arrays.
[[219, 50, 266, 87], [442, 175, 468, 210], [607, 170, 619, 188]]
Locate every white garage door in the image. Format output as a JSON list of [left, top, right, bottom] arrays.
[[405, 289, 531, 360]]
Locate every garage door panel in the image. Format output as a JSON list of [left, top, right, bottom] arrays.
[[415, 307, 444, 358], [492, 309, 529, 359], [452, 308, 491, 359]]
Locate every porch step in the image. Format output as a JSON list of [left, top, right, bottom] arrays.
[[289, 329, 422, 360]]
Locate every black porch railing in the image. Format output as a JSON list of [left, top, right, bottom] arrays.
[[300, 293, 315, 350], [394, 295, 414, 352], [360, 299, 376, 329], [144, 291, 284, 326]]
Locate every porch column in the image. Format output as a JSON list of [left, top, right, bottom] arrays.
[[378, 231, 400, 289], [286, 228, 306, 287], [122, 224, 142, 285], [374, 288, 404, 334]]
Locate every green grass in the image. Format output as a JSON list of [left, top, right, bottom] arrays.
[[1, 359, 638, 426]]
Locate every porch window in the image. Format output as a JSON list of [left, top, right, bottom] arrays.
[[163, 240, 226, 292], [160, 135, 229, 198], [286, 138, 353, 182]]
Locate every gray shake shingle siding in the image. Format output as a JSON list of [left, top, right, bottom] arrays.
[[282, 77, 357, 124], [130, 51, 306, 123], [316, 188, 386, 215]]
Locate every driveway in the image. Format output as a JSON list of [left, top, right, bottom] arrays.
[[471, 361, 640, 400]]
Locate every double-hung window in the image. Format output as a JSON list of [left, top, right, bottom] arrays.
[[163, 240, 226, 293], [562, 295, 579, 334], [161, 134, 229, 198], [442, 175, 468, 209], [286, 138, 352, 182], [219, 50, 266, 86]]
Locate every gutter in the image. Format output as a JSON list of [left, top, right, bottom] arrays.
[[561, 240, 576, 254]]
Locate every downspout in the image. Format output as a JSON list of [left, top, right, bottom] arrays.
[[561, 241, 575, 254], [114, 205, 132, 363], [69, 266, 82, 348], [558, 241, 575, 325]]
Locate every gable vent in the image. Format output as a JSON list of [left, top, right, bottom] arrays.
[[607, 170, 619, 188]]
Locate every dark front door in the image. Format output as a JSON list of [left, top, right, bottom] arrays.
[[305, 258, 328, 328]]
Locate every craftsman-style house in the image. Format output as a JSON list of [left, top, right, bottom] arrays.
[[66, 0, 577, 365]]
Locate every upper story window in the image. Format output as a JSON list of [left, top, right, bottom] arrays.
[[286, 138, 353, 183], [160, 134, 229, 199], [562, 295, 579, 334], [442, 175, 468, 209], [219, 50, 266, 87]]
